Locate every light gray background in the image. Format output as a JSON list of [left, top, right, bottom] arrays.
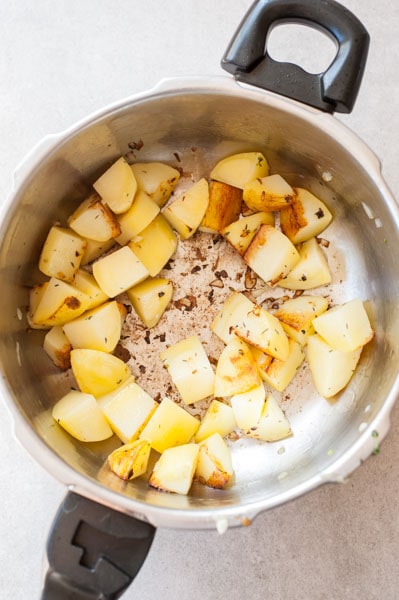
[[0, 1, 398, 599]]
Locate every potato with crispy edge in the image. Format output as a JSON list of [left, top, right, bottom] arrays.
[[280, 187, 333, 244], [199, 180, 242, 233], [196, 433, 234, 490], [68, 193, 121, 242], [243, 174, 294, 211], [214, 337, 261, 397], [244, 224, 300, 287]]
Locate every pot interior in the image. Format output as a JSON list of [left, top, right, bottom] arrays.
[[1, 82, 399, 521]]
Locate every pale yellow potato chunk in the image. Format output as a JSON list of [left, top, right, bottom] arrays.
[[99, 379, 157, 443], [199, 180, 242, 234], [210, 152, 269, 189], [116, 190, 160, 245], [128, 214, 178, 277], [280, 187, 333, 244], [307, 334, 363, 398], [230, 382, 266, 431], [244, 224, 300, 286], [93, 157, 137, 214], [127, 278, 173, 329], [273, 295, 329, 345], [221, 211, 275, 255], [195, 400, 236, 443], [163, 178, 209, 239], [63, 301, 124, 353], [279, 237, 331, 290], [68, 193, 121, 242], [39, 226, 86, 282], [131, 162, 180, 207], [245, 395, 292, 442], [92, 245, 149, 297], [243, 174, 294, 211], [195, 433, 234, 489], [312, 298, 374, 352], [108, 439, 151, 480], [214, 337, 261, 397], [80, 238, 115, 266], [149, 443, 199, 495], [210, 291, 254, 345], [258, 339, 305, 392], [43, 326, 72, 370], [70, 349, 132, 397], [232, 304, 289, 361], [52, 390, 113, 442], [139, 398, 199, 453], [31, 278, 91, 327], [73, 269, 109, 310], [160, 335, 215, 405]]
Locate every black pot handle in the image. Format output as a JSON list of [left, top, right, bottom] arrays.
[[41, 492, 156, 600], [221, 0, 370, 113]]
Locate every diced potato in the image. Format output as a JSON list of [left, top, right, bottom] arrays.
[[139, 398, 199, 453], [245, 395, 292, 442], [195, 433, 234, 489], [99, 380, 157, 443], [52, 390, 113, 442], [312, 298, 374, 352], [163, 178, 209, 239], [160, 335, 215, 405], [211, 291, 254, 345], [116, 190, 160, 245], [127, 278, 173, 329], [214, 337, 261, 397], [38, 226, 86, 282], [230, 382, 266, 431], [280, 187, 333, 244], [80, 238, 115, 266], [27, 282, 49, 329], [30, 278, 91, 327], [149, 443, 199, 495], [273, 295, 329, 345], [63, 301, 125, 353], [279, 237, 331, 290], [257, 339, 305, 392], [243, 174, 294, 211], [251, 346, 273, 373], [68, 193, 121, 242], [73, 269, 109, 310], [43, 326, 72, 370], [244, 224, 300, 286], [210, 152, 269, 189], [108, 439, 151, 480], [307, 334, 363, 398], [199, 181, 242, 233], [128, 215, 177, 277], [194, 399, 237, 443], [221, 212, 275, 255], [92, 245, 149, 297], [93, 157, 137, 214], [232, 304, 289, 361], [70, 348, 132, 397], [131, 162, 180, 207]]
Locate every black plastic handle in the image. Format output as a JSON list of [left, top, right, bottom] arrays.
[[41, 492, 156, 600], [221, 0, 370, 113]]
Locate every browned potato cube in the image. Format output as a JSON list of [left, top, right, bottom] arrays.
[[200, 181, 242, 233]]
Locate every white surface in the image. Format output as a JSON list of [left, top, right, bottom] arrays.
[[0, 1, 398, 599]]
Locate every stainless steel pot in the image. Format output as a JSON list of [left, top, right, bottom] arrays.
[[1, 0, 398, 598]]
